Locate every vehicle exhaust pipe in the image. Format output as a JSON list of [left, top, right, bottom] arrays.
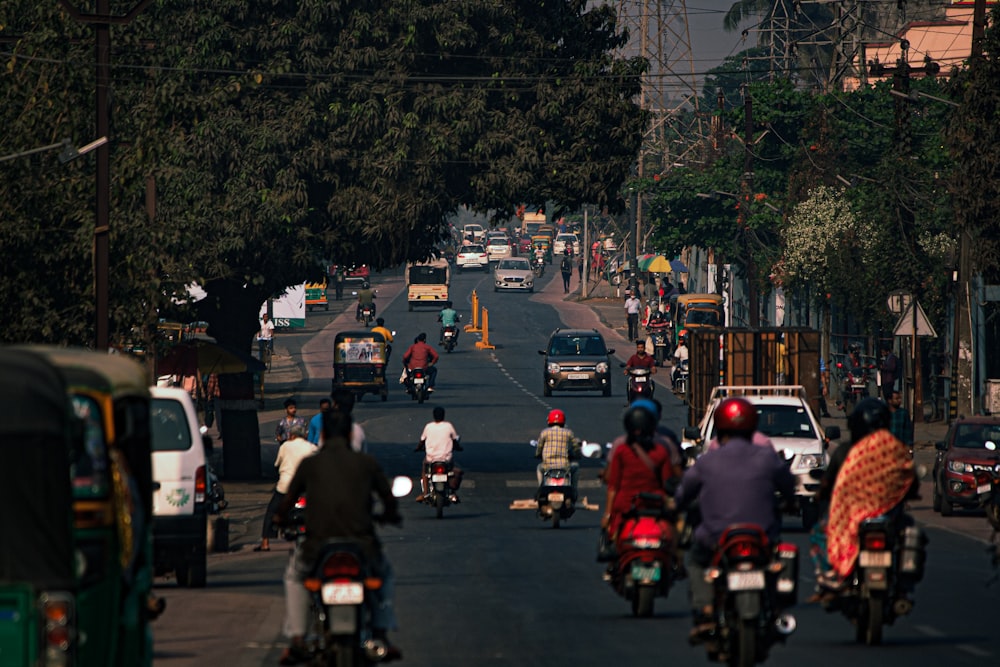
[[774, 613, 797, 636], [893, 598, 914, 617]]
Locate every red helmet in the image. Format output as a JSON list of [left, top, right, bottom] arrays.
[[547, 409, 566, 426], [714, 397, 757, 433]]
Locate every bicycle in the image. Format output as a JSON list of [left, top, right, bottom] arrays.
[[258, 338, 273, 371]]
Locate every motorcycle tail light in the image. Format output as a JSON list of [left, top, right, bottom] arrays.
[[836, 362, 843, 369], [194, 465, 207, 504], [41, 592, 75, 655], [294, 496, 307, 509], [863, 532, 887, 550], [321, 552, 362, 579], [433, 464, 448, 475], [729, 542, 760, 559]]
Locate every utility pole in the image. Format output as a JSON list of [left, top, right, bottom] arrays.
[[60, 0, 153, 351], [739, 93, 760, 327]]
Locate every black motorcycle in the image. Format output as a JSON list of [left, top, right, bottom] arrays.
[[441, 325, 459, 353], [405, 367, 430, 404], [536, 468, 576, 529], [421, 460, 456, 519]]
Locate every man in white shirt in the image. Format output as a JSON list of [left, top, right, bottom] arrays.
[[624, 291, 642, 342], [258, 313, 275, 361], [414, 406, 463, 502], [672, 330, 690, 389], [256, 424, 317, 551]]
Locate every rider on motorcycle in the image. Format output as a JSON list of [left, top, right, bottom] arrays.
[[402, 333, 439, 392], [437, 301, 460, 346], [671, 330, 689, 388], [534, 409, 582, 494], [414, 406, 463, 503], [371, 317, 394, 363], [356, 286, 376, 322], [674, 397, 796, 643], [273, 410, 403, 665], [820, 398, 918, 589], [624, 340, 657, 377]]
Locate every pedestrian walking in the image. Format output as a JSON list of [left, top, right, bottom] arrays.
[[334, 268, 345, 301], [275, 398, 307, 444], [624, 291, 641, 342], [306, 397, 332, 446], [879, 343, 900, 400], [560, 253, 573, 293], [577, 255, 584, 284], [887, 390, 914, 454]]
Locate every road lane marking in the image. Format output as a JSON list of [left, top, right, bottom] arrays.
[[958, 645, 991, 657]]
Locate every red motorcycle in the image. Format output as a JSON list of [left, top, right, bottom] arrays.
[[606, 492, 677, 617], [837, 362, 872, 413]]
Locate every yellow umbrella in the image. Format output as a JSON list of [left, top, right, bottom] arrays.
[[644, 256, 673, 273]]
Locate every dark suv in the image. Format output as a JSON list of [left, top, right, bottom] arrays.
[[932, 416, 1000, 515], [539, 329, 614, 397]]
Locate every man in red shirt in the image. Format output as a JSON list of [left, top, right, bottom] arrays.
[[402, 332, 440, 391], [624, 340, 657, 375]]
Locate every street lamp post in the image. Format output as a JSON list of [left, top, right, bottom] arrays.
[[59, 0, 152, 350]]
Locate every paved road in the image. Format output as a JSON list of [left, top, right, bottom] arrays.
[[153, 265, 1000, 667]]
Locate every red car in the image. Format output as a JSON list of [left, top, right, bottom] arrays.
[[329, 264, 371, 288], [517, 236, 533, 254], [932, 416, 1000, 515]]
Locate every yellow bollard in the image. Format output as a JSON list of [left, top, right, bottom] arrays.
[[465, 290, 482, 332], [475, 307, 496, 350]]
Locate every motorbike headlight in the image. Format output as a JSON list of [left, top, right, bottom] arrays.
[[596, 362, 609, 373], [795, 454, 824, 470], [948, 460, 973, 474], [547, 363, 561, 375]]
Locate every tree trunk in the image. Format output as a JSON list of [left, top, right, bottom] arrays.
[[197, 280, 268, 480]]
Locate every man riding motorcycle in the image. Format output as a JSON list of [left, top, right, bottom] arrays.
[[437, 301, 460, 346], [624, 340, 657, 377], [534, 409, 581, 495], [674, 397, 796, 642], [402, 332, 439, 392], [273, 410, 403, 665], [414, 406, 463, 503], [356, 286, 376, 322], [371, 317, 394, 364]]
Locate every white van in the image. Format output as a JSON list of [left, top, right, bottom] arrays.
[[150, 386, 213, 587]]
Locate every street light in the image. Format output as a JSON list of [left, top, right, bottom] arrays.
[[0, 136, 107, 165]]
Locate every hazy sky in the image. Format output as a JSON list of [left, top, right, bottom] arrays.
[[685, 1, 751, 73]]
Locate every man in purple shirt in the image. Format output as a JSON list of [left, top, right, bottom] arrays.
[[675, 397, 795, 643]]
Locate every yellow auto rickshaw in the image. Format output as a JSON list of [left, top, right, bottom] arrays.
[[332, 330, 389, 402], [530, 235, 553, 264], [4, 346, 156, 666], [305, 280, 329, 311], [672, 293, 725, 345]]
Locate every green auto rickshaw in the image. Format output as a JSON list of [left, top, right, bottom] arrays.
[[332, 330, 389, 402], [2, 346, 156, 667]]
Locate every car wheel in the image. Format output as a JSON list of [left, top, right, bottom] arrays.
[[940, 495, 954, 516], [932, 482, 942, 512]]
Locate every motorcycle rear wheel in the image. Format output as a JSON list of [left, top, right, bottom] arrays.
[[552, 514, 561, 529], [435, 493, 445, 519], [856, 594, 883, 645], [730, 620, 756, 667], [631, 585, 655, 618], [331, 639, 360, 667]]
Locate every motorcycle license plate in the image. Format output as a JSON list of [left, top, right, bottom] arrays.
[[978, 483, 992, 496], [431, 474, 448, 483], [547, 492, 565, 503], [413, 378, 424, 384], [859, 550, 892, 568], [567, 373, 589, 380], [727, 570, 765, 591], [321, 582, 364, 605], [635, 376, 647, 382], [444, 332, 454, 337], [630, 563, 662, 583]]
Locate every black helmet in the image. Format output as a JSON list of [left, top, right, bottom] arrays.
[[376, 317, 385, 326], [848, 397, 890, 443], [623, 403, 658, 444]]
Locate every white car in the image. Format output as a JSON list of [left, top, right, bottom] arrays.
[[494, 257, 534, 292], [486, 236, 512, 262], [553, 233, 581, 257], [456, 244, 489, 272], [680, 385, 840, 529], [462, 223, 486, 243]]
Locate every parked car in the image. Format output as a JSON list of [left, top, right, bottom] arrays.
[[539, 329, 615, 397], [150, 386, 216, 587], [494, 257, 534, 292], [932, 416, 1000, 515], [456, 244, 489, 272], [553, 233, 581, 257]]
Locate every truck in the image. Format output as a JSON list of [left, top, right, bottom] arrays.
[[521, 212, 547, 238], [406, 258, 450, 311]]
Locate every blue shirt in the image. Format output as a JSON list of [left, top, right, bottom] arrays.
[[675, 437, 795, 548], [307, 412, 325, 445]]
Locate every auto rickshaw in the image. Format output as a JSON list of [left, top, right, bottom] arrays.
[[530, 235, 553, 264], [332, 330, 389, 402], [671, 293, 725, 346], [1, 347, 156, 666], [305, 280, 329, 311]]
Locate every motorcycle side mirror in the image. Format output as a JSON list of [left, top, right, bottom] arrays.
[[607, 348, 615, 355], [581, 441, 604, 459], [391, 330, 397, 336], [537, 350, 546, 355], [987, 441, 997, 451], [529, 439, 539, 447], [391, 476, 414, 498]]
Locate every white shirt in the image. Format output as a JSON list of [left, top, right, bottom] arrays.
[[625, 296, 641, 315], [673, 344, 689, 363], [274, 436, 317, 494], [318, 422, 367, 453], [259, 319, 275, 341], [420, 420, 459, 462]]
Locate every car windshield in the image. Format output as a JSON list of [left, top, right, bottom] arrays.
[[499, 259, 529, 270], [549, 335, 606, 356], [151, 398, 194, 452], [755, 405, 817, 439], [953, 424, 1000, 448], [463, 245, 485, 254], [686, 309, 721, 326], [408, 266, 447, 284]]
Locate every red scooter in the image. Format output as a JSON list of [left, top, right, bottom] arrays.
[[605, 492, 677, 617]]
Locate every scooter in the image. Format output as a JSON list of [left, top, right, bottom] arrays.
[[605, 492, 678, 618], [623, 365, 655, 403], [536, 467, 576, 529], [646, 320, 672, 366]]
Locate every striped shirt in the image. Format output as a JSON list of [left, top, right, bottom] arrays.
[[536, 425, 581, 469]]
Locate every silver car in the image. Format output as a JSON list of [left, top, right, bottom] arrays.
[[494, 257, 534, 292]]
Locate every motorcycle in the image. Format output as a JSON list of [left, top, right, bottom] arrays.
[[358, 304, 375, 326], [673, 358, 690, 396], [405, 367, 430, 404], [701, 524, 798, 666], [421, 460, 457, 519], [532, 256, 545, 277], [837, 362, 870, 412], [441, 325, 459, 353], [281, 477, 413, 666], [623, 364, 655, 403], [537, 468, 575, 528], [646, 321, 672, 366], [819, 511, 926, 645], [605, 492, 678, 618]]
